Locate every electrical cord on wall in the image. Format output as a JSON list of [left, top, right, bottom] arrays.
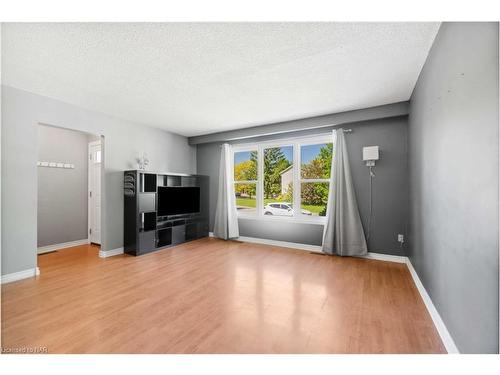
[[366, 165, 375, 244]]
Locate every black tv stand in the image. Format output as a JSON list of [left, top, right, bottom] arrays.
[[123, 170, 209, 256]]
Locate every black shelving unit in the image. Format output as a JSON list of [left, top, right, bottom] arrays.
[[123, 170, 209, 256]]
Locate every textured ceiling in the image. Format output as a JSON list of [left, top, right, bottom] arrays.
[[2, 23, 440, 136]]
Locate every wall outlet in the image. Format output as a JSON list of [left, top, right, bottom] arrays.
[[398, 234, 404, 243]]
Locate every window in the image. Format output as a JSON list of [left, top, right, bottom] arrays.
[[94, 150, 102, 163], [233, 135, 333, 222], [300, 143, 332, 217], [263, 145, 293, 216], [234, 150, 257, 215]]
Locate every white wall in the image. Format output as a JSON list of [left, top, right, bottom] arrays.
[[1, 85, 196, 275]]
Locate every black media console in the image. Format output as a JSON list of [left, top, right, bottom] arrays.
[[123, 170, 209, 256]]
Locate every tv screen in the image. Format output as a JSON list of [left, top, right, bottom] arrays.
[[157, 186, 200, 216]]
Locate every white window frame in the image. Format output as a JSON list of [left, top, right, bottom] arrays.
[[232, 133, 333, 225], [233, 147, 259, 215]]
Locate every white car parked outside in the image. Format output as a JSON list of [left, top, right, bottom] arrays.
[[263, 202, 312, 216]]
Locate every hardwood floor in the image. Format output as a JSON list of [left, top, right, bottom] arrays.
[[1, 238, 445, 354]]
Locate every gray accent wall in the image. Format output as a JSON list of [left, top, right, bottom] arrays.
[[408, 23, 499, 353], [197, 116, 409, 255], [37, 125, 91, 247], [1, 85, 196, 275]]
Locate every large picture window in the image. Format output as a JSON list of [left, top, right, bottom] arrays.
[[233, 135, 333, 222]]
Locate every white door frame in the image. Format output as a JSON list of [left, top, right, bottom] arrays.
[[88, 140, 102, 245]]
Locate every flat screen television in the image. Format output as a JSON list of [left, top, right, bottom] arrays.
[[157, 186, 200, 216]]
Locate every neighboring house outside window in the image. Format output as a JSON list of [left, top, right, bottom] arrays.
[[280, 166, 293, 195]]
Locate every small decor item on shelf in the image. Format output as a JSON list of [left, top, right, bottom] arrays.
[[137, 152, 150, 170]]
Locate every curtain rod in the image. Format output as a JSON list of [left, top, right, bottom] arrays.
[[223, 124, 352, 143], [298, 128, 353, 136], [221, 128, 353, 147], [225, 125, 354, 142]]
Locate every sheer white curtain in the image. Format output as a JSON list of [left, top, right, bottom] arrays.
[[322, 129, 367, 256], [213, 143, 239, 240]]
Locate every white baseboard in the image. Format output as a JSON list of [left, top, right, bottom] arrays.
[[99, 247, 124, 258], [359, 252, 407, 264], [405, 258, 459, 354], [209, 231, 457, 353], [38, 238, 89, 254], [1, 267, 40, 284], [238, 235, 324, 253], [210, 232, 405, 261], [210, 232, 323, 252]]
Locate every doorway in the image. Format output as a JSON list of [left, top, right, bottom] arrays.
[[88, 140, 102, 245], [36, 124, 103, 259]]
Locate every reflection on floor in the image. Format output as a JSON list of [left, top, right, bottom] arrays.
[[1, 238, 445, 353]]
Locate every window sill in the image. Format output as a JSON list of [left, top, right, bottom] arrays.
[[237, 214, 326, 225]]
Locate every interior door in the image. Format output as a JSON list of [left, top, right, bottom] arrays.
[[88, 141, 102, 245]]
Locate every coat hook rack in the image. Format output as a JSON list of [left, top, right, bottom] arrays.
[[37, 161, 75, 169]]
